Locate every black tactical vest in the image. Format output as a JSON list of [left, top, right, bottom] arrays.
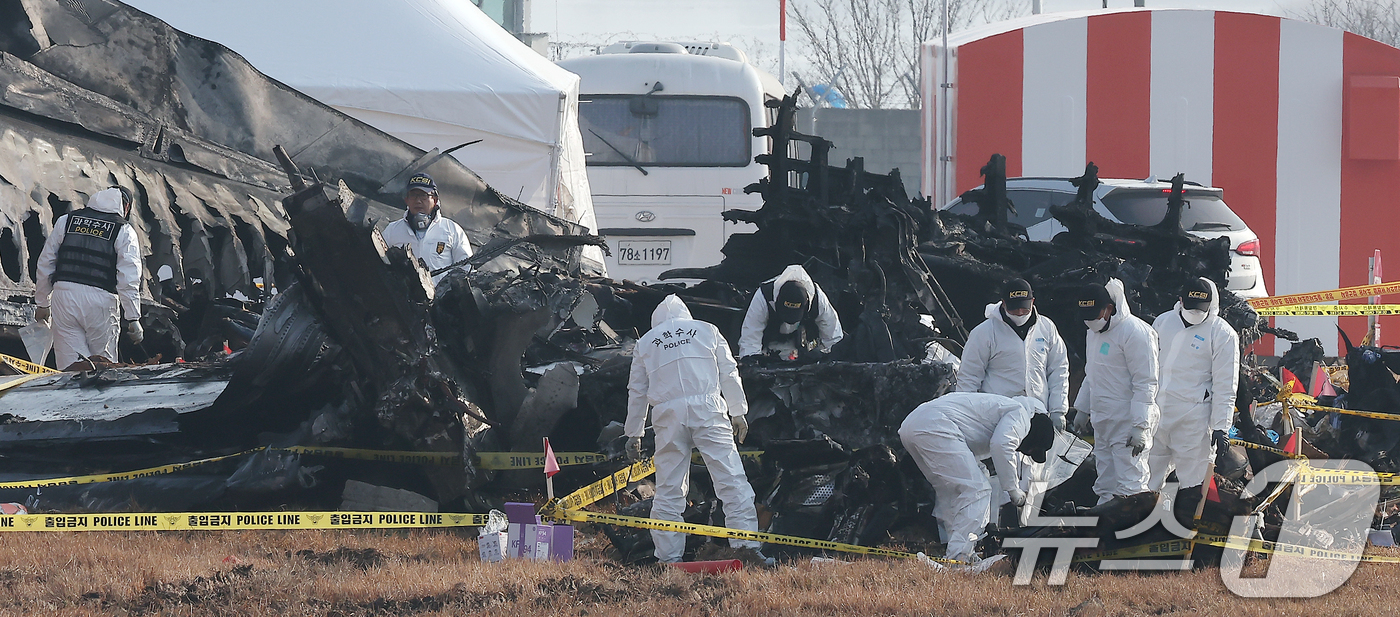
[[52, 208, 124, 293], [759, 281, 820, 351]]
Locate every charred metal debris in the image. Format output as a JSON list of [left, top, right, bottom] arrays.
[[0, 19, 1387, 570]]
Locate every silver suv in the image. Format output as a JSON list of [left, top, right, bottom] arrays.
[[940, 177, 1269, 298]]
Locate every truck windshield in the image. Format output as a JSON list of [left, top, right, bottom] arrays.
[[579, 95, 751, 167], [1101, 191, 1247, 231]]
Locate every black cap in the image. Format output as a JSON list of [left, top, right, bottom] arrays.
[[1018, 414, 1055, 464], [1181, 277, 1213, 311], [1077, 283, 1113, 320], [406, 173, 437, 195], [110, 185, 133, 208], [773, 281, 808, 323], [1004, 278, 1034, 311]]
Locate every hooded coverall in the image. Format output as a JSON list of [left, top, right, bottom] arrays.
[[626, 295, 759, 562], [738, 264, 843, 358], [957, 302, 1071, 426], [35, 188, 142, 368], [899, 392, 1040, 561], [1074, 278, 1160, 504], [1149, 279, 1239, 489]]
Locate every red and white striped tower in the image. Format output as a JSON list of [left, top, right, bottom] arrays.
[[924, 9, 1400, 355]]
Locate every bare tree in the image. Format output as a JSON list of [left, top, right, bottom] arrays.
[[1294, 0, 1400, 47], [789, 0, 1025, 109]]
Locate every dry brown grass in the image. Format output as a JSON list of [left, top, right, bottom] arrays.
[[0, 526, 1397, 616]]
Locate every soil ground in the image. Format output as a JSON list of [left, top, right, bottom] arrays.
[[1, 525, 1397, 616]]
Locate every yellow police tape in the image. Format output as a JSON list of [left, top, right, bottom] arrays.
[[1229, 438, 1306, 459], [1255, 304, 1400, 316], [474, 450, 761, 471], [0, 446, 469, 490], [549, 508, 970, 564], [1070, 534, 1400, 564], [0, 353, 58, 375], [555, 458, 657, 511], [0, 511, 487, 532], [1292, 401, 1400, 422], [1249, 281, 1400, 309], [1294, 466, 1400, 486], [1196, 533, 1400, 564], [543, 457, 967, 565], [0, 447, 663, 491], [0, 450, 255, 490], [476, 451, 608, 469], [4, 506, 1396, 567], [1071, 538, 1192, 563], [289, 446, 461, 466]]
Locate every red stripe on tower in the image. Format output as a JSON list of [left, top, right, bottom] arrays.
[[1212, 12, 1280, 354], [955, 31, 1023, 193], [1086, 12, 1152, 179], [1340, 32, 1400, 344]]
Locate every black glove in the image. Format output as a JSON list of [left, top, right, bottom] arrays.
[[1213, 430, 1230, 454]]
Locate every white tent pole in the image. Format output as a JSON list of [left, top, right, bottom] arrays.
[[939, 0, 950, 203], [550, 92, 565, 215]]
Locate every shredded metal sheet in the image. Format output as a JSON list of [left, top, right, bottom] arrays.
[[0, 0, 594, 320]]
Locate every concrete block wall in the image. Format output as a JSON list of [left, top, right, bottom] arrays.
[[795, 108, 923, 200]]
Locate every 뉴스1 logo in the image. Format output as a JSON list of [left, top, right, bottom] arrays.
[[635, 211, 656, 222]]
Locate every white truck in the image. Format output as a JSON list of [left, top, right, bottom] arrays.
[[559, 42, 785, 282]]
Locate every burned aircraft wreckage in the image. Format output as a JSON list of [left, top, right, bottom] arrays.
[[0, 0, 1395, 568]]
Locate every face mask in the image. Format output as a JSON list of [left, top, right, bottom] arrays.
[[1084, 318, 1109, 332], [408, 211, 433, 231], [1006, 311, 1032, 327], [1181, 308, 1208, 326]]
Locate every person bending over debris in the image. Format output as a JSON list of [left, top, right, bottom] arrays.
[[1072, 279, 1160, 505], [899, 392, 1055, 563], [738, 264, 843, 362], [1148, 278, 1239, 491], [381, 173, 473, 284], [956, 278, 1070, 430], [34, 187, 143, 368], [626, 295, 762, 563]]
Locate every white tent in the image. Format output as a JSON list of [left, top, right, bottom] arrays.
[[125, 0, 598, 245]]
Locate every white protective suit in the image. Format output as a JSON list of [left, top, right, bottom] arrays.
[[1149, 280, 1239, 489], [738, 264, 843, 358], [626, 295, 758, 562], [35, 188, 142, 368], [1073, 279, 1160, 504], [956, 303, 1070, 425], [381, 214, 473, 284], [899, 392, 1041, 561]]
